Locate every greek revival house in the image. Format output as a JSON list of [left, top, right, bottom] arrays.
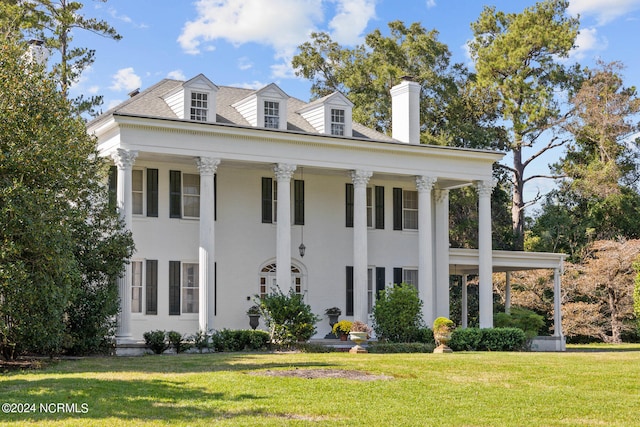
[[87, 74, 566, 351]]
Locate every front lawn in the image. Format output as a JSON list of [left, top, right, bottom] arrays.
[[0, 347, 639, 426]]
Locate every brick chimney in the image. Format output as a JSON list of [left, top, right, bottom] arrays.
[[390, 76, 421, 144]]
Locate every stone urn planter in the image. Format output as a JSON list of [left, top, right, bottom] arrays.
[[324, 307, 342, 338], [348, 321, 372, 354], [433, 317, 454, 353], [247, 305, 261, 330]]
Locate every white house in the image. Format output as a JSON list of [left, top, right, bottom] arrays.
[[87, 74, 566, 351]]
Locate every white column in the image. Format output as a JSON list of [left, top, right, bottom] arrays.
[[477, 179, 496, 328], [434, 188, 450, 319], [505, 271, 512, 314], [461, 275, 468, 328], [111, 148, 138, 342], [274, 163, 296, 289], [351, 170, 372, 322], [197, 157, 220, 332], [416, 176, 436, 325], [553, 268, 563, 337]]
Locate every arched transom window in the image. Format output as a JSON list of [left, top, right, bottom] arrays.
[[259, 263, 303, 298]]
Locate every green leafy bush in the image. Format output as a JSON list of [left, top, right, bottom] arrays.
[[494, 307, 545, 339], [256, 286, 320, 346], [368, 342, 435, 353], [449, 328, 526, 351], [167, 331, 191, 354], [372, 283, 424, 342], [294, 342, 338, 353], [143, 330, 169, 354], [210, 329, 271, 352], [191, 330, 211, 353]]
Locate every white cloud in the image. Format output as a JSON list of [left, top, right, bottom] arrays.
[[328, 0, 377, 45], [109, 67, 142, 92], [426, 0, 436, 8], [87, 85, 100, 95], [108, 99, 124, 110], [238, 57, 253, 71], [177, 0, 325, 56], [230, 80, 268, 90], [271, 61, 297, 79], [569, 27, 608, 60], [167, 69, 186, 80], [567, 0, 640, 25]]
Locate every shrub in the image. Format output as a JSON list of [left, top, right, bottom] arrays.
[[143, 330, 169, 354], [167, 331, 191, 354], [294, 342, 337, 353], [372, 283, 424, 342], [368, 342, 435, 353], [256, 286, 320, 346], [449, 328, 526, 351], [210, 329, 270, 352], [494, 307, 545, 339]]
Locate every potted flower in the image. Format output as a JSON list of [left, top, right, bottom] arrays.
[[247, 305, 261, 330], [348, 321, 372, 353], [324, 307, 342, 338], [332, 320, 352, 341], [433, 316, 454, 353]]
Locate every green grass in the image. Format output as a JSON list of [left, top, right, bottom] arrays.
[[1, 346, 639, 426]]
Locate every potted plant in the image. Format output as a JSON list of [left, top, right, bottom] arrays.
[[348, 321, 372, 353], [324, 307, 342, 338], [247, 305, 261, 330], [433, 317, 454, 353], [332, 320, 352, 341]]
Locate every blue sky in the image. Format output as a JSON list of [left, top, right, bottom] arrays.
[[68, 0, 640, 207]]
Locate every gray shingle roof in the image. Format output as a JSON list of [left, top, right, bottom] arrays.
[[88, 78, 393, 142]]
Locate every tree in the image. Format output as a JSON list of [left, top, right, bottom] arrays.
[[14, 0, 121, 116], [372, 283, 424, 342], [468, 0, 580, 249], [0, 38, 133, 358]]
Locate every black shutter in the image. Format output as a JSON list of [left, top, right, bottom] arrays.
[[376, 267, 386, 297], [375, 185, 385, 229], [169, 170, 182, 218], [345, 183, 354, 227], [147, 169, 159, 217], [214, 174, 217, 221], [393, 267, 403, 286], [294, 179, 304, 225], [145, 260, 158, 315], [393, 187, 403, 230], [108, 165, 117, 212], [214, 262, 217, 316], [169, 261, 181, 315], [262, 177, 273, 223], [346, 266, 354, 316]]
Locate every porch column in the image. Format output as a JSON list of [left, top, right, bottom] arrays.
[[111, 148, 138, 342], [553, 268, 563, 337], [416, 176, 436, 325], [461, 275, 468, 328], [477, 179, 496, 328], [505, 271, 512, 314], [434, 188, 450, 319], [197, 157, 220, 332], [352, 170, 372, 322], [275, 163, 296, 289]]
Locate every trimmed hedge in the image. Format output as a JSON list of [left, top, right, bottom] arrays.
[[449, 327, 527, 351], [210, 329, 271, 352], [368, 342, 435, 353]]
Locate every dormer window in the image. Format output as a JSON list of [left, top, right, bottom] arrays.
[[330, 108, 345, 136], [264, 101, 280, 129], [190, 91, 208, 122]]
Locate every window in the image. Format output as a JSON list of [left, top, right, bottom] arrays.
[[190, 91, 208, 121], [259, 263, 303, 298], [261, 177, 278, 223], [393, 267, 418, 291], [330, 108, 345, 136], [366, 187, 373, 228], [264, 101, 280, 128], [170, 171, 200, 219], [131, 261, 143, 313], [132, 170, 143, 215], [393, 188, 418, 230], [347, 184, 384, 229], [182, 263, 199, 313]]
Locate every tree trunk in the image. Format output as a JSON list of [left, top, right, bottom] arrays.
[[512, 145, 525, 250], [608, 287, 622, 343]]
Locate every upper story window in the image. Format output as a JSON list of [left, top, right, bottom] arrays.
[[403, 190, 418, 230], [132, 169, 143, 215], [264, 101, 280, 129], [330, 108, 345, 136], [190, 91, 208, 122], [170, 171, 200, 219]]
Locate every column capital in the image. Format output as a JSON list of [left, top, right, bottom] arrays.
[[274, 163, 297, 181], [416, 175, 436, 192], [476, 179, 497, 197], [196, 157, 220, 175], [434, 187, 449, 204], [350, 170, 373, 188], [111, 148, 138, 170]]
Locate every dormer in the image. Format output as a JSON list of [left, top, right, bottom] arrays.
[[298, 92, 353, 137], [162, 74, 218, 123], [232, 83, 289, 131]]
